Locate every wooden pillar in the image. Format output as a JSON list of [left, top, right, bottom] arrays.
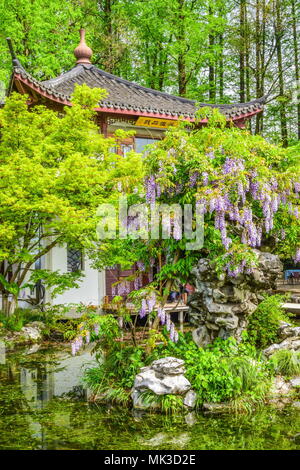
[[98, 114, 108, 136], [179, 310, 184, 333]]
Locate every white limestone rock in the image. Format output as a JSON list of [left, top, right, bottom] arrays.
[[263, 337, 300, 357], [132, 357, 195, 410], [290, 377, 300, 388], [183, 390, 197, 408]]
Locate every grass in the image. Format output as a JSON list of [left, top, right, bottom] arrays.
[[139, 391, 185, 414], [270, 349, 300, 377]]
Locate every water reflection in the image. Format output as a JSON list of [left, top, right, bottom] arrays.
[[0, 344, 299, 450], [0, 344, 95, 407]]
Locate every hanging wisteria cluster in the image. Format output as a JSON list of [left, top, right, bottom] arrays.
[[111, 261, 150, 298], [112, 280, 132, 296], [196, 160, 300, 268], [157, 306, 179, 342], [145, 151, 300, 275], [71, 321, 100, 356], [138, 292, 179, 342]]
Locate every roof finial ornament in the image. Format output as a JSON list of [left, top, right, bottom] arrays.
[[74, 29, 92, 65]]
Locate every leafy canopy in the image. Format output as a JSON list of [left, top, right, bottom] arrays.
[[0, 84, 142, 311]]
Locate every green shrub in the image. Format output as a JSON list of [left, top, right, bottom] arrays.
[[0, 308, 44, 332], [270, 349, 300, 377], [246, 295, 292, 349], [139, 391, 184, 414], [83, 343, 145, 404], [147, 334, 271, 409], [83, 328, 272, 413]]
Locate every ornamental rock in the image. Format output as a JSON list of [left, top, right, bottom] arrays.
[[132, 357, 195, 410], [189, 250, 283, 346]]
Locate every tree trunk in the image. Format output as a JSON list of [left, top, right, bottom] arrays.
[[177, 0, 187, 96], [208, 6, 216, 102], [239, 0, 246, 103], [103, 0, 115, 73], [219, 33, 224, 101], [255, 0, 262, 134], [245, 2, 252, 132], [291, 0, 300, 140]]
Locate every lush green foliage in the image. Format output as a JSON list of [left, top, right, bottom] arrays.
[[84, 326, 273, 412], [139, 391, 185, 415], [83, 314, 146, 405], [84, 343, 145, 405], [1, 1, 300, 144], [270, 349, 300, 377], [148, 333, 271, 408], [0, 86, 142, 315], [247, 295, 292, 349], [0, 308, 43, 332]]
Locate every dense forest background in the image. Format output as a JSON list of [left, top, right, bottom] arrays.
[[0, 0, 299, 146]]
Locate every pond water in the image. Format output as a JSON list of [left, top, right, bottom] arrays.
[[0, 342, 299, 450]]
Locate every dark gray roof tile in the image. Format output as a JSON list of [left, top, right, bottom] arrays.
[[13, 63, 265, 119]]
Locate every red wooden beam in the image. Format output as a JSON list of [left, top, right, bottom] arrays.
[[14, 73, 263, 125]]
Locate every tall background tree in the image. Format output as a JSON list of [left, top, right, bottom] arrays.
[[0, 85, 142, 315], [0, 0, 299, 142]]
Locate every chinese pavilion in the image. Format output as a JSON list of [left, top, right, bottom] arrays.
[[7, 30, 264, 144], [6, 30, 266, 307]]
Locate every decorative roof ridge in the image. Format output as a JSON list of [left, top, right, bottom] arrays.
[[7, 34, 266, 120], [39, 62, 267, 109], [10, 61, 266, 111], [7, 38, 265, 119]]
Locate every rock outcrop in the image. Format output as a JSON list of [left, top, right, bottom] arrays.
[[263, 321, 300, 357], [2, 321, 44, 349], [132, 357, 196, 410], [188, 250, 283, 346]]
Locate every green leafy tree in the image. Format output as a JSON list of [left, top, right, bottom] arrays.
[[95, 110, 300, 342], [0, 84, 142, 315]]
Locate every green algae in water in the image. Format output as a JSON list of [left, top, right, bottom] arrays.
[[0, 345, 299, 450]]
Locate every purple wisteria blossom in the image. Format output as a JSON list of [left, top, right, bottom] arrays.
[[223, 158, 245, 174], [146, 175, 156, 204], [157, 307, 166, 325], [189, 171, 199, 187], [147, 293, 156, 313], [173, 216, 182, 240], [136, 261, 145, 271], [139, 299, 147, 318], [294, 248, 300, 264]]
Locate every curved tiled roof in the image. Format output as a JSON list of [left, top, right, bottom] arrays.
[[12, 62, 265, 120]]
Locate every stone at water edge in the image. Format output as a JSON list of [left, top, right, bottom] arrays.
[[183, 390, 197, 408], [133, 366, 191, 396], [290, 377, 300, 388], [263, 337, 300, 357], [132, 356, 197, 410], [151, 357, 186, 376], [20, 322, 44, 342]]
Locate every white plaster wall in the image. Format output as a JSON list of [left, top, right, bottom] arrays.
[[46, 245, 106, 306]]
